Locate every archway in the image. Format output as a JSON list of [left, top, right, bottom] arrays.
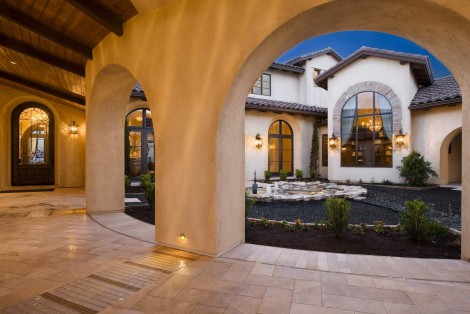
[[440, 128, 462, 185]]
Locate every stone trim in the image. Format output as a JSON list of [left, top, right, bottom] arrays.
[[332, 81, 402, 136]]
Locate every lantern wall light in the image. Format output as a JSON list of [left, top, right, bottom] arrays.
[[255, 133, 263, 149], [69, 121, 79, 134], [329, 133, 338, 149], [395, 129, 406, 147]]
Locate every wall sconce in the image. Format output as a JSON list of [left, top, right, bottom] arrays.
[[179, 233, 186, 241], [395, 129, 406, 147], [255, 133, 263, 149], [69, 121, 79, 134], [329, 133, 338, 149]]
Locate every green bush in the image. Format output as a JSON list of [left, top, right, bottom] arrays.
[[400, 199, 430, 241], [295, 169, 304, 180], [397, 151, 437, 186], [310, 170, 318, 181], [245, 192, 255, 220], [373, 220, 385, 234], [124, 175, 131, 188], [279, 169, 288, 181], [324, 198, 351, 237], [143, 182, 155, 209], [381, 179, 392, 185], [427, 220, 451, 238], [264, 170, 272, 182]]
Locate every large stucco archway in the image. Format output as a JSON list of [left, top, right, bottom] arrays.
[[86, 0, 470, 258]]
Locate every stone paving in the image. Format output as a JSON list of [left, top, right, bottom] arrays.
[[0, 210, 470, 313]]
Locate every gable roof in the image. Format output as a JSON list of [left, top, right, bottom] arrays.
[[410, 76, 461, 110], [245, 97, 327, 116], [286, 47, 343, 66], [314, 47, 434, 89], [269, 62, 305, 73]]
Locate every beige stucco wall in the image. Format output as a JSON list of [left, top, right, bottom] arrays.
[[303, 55, 339, 107], [245, 110, 315, 180], [326, 57, 418, 183], [86, 0, 470, 258], [0, 85, 86, 190], [411, 105, 462, 184]]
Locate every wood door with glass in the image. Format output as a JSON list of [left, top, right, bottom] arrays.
[[126, 109, 155, 177], [11, 102, 55, 185], [268, 120, 293, 175]]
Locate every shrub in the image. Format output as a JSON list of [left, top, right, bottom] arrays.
[[353, 225, 365, 235], [373, 220, 385, 234], [324, 198, 351, 237], [264, 170, 272, 182], [310, 170, 318, 181], [245, 192, 255, 219], [381, 179, 392, 185], [397, 151, 437, 186], [279, 169, 288, 181], [260, 217, 274, 229], [124, 175, 131, 188], [400, 199, 430, 241], [143, 182, 155, 209], [427, 220, 450, 238], [284, 223, 296, 232], [295, 169, 304, 180]]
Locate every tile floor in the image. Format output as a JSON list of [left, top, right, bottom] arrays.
[[0, 209, 469, 312]]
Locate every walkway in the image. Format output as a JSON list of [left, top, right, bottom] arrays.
[[0, 190, 470, 313]]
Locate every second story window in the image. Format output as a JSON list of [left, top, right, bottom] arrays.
[[251, 73, 271, 96]]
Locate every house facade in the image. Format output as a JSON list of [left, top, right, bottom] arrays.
[[245, 47, 462, 184]]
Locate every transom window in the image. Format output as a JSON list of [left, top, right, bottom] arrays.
[[251, 73, 271, 96], [268, 120, 293, 175], [341, 91, 393, 168]]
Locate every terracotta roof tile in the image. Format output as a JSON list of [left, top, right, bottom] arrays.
[[246, 97, 327, 116], [410, 76, 462, 109], [286, 47, 343, 65]]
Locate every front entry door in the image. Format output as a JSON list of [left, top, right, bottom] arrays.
[[11, 103, 55, 186]]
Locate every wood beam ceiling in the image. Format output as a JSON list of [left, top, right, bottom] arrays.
[[0, 70, 85, 105], [0, 2, 93, 59], [65, 0, 124, 36], [0, 34, 85, 76]]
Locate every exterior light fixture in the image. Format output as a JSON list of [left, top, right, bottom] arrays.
[[255, 133, 263, 149], [179, 233, 186, 241], [395, 129, 406, 147], [329, 133, 338, 149], [69, 121, 79, 134]]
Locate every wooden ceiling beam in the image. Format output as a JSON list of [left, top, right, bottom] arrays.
[[65, 0, 123, 36], [0, 3, 93, 59], [0, 70, 85, 105], [0, 34, 85, 76]]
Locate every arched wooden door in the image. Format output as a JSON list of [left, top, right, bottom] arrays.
[[268, 120, 293, 175], [11, 102, 55, 186]]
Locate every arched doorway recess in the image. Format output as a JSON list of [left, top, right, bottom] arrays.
[[86, 0, 470, 257], [440, 128, 463, 185]]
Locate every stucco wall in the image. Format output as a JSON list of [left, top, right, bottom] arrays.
[[411, 105, 462, 184], [245, 110, 315, 180], [0, 85, 86, 190], [303, 55, 339, 107], [327, 57, 417, 183]]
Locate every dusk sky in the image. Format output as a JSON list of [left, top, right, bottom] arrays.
[[276, 31, 451, 78]]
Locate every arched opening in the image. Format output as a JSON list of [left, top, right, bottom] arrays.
[[268, 120, 294, 175], [440, 127, 462, 185], [126, 108, 155, 178], [11, 102, 54, 186]]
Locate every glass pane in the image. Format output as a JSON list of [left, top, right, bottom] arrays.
[[357, 116, 374, 132], [262, 87, 270, 96], [357, 132, 374, 167], [281, 122, 292, 135], [282, 150, 292, 161], [342, 96, 356, 117], [376, 94, 392, 114], [269, 121, 280, 134], [145, 110, 153, 128], [282, 138, 292, 150], [262, 74, 271, 83], [282, 162, 292, 172], [129, 131, 142, 177], [251, 86, 261, 94], [341, 117, 356, 145], [127, 110, 143, 127], [269, 162, 279, 173], [375, 137, 393, 167], [18, 108, 50, 165], [357, 92, 374, 116], [147, 132, 155, 171]]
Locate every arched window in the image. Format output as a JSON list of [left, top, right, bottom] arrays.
[[126, 108, 155, 177], [341, 92, 393, 167], [268, 120, 293, 175], [11, 102, 54, 185]]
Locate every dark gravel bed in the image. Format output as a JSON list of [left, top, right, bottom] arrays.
[[249, 186, 461, 230], [250, 200, 400, 225]]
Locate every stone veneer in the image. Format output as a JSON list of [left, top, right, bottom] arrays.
[[332, 81, 403, 136]]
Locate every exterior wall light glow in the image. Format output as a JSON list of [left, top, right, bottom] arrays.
[[329, 133, 338, 149], [179, 233, 186, 241], [395, 129, 406, 147], [69, 121, 79, 134], [255, 133, 263, 149]]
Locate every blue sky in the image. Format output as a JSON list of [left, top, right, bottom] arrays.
[[276, 31, 451, 78]]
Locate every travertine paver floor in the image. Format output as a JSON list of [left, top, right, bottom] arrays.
[[1, 213, 470, 313]]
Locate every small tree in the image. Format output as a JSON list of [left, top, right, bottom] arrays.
[[309, 123, 319, 178], [400, 199, 430, 241], [397, 151, 437, 186]]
